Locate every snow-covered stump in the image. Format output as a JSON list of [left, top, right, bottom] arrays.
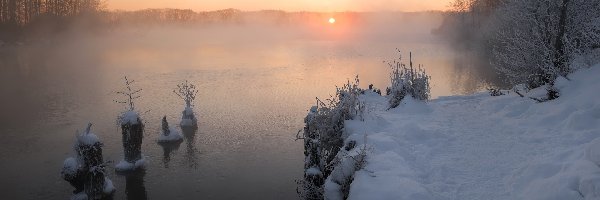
[[61, 123, 115, 199], [62, 157, 85, 194], [116, 111, 146, 171], [174, 80, 199, 129], [158, 116, 183, 143], [114, 76, 146, 172], [158, 116, 183, 168], [180, 106, 198, 128], [78, 141, 106, 199]]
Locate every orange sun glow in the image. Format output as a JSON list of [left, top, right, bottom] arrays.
[[328, 17, 336, 24]]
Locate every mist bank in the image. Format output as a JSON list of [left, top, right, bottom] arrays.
[[1, 9, 493, 128], [0, 10, 448, 87], [1, 9, 445, 43]]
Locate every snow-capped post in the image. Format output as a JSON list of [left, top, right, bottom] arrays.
[[61, 123, 115, 199], [114, 76, 145, 171], [173, 80, 199, 128], [158, 116, 183, 168], [157, 115, 183, 143]]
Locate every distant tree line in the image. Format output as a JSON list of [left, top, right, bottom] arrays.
[[106, 9, 360, 27], [107, 8, 235, 26], [0, 0, 104, 40], [0, 0, 103, 26]]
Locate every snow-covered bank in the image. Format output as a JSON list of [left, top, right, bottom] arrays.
[[341, 65, 600, 200]]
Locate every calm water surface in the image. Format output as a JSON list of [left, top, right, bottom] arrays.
[[0, 24, 482, 199]]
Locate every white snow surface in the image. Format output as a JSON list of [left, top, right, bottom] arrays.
[[158, 127, 183, 142], [120, 110, 140, 125], [342, 65, 600, 200], [115, 158, 146, 171], [76, 131, 100, 145], [62, 157, 79, 175], [306, 167, 323, 176]]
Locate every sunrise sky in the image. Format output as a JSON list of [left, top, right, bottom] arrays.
[[107, 0, 449, 12]]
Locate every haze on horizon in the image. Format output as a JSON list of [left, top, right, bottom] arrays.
[[107, 0, 449, 12]]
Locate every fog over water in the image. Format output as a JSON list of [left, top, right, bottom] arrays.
[[0, 11, 488, 199]]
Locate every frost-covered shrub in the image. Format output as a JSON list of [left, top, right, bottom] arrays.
[[298, 76, 364, 200], [367, 84, 382, 95], [490, 0, 600, 95], [387, 52, 431, 109], [488, 87, 505, 96]]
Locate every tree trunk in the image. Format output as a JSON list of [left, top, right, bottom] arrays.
[[553, 0, 570, 78]]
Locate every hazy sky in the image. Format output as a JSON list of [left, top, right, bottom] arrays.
[[107, 0, 449, 12]]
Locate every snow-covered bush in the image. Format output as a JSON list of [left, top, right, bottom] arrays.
[[114, 76, 145, 171], [387, 52, 431, 109], [174, 80, 199, 128], [297, 76, 364, 200], [487, 87, 505, 96], [61, 123, 115, 199], [158, 116, 183, 143]]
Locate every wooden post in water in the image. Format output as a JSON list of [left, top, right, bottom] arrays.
[[121, 116, 144, 163]]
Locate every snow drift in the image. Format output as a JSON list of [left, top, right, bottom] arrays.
[[339, 64, 600, 200]]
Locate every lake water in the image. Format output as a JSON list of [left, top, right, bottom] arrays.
[[0, 17, 485, 199]]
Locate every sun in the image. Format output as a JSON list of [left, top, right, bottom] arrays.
[[328, 17, 336, 24]]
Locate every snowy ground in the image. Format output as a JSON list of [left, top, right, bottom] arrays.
[[342, 65, 600, 200]]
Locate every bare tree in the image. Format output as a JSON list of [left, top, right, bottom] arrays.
[[173, 80, 198, 108], [114, 76, 142, 111]]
